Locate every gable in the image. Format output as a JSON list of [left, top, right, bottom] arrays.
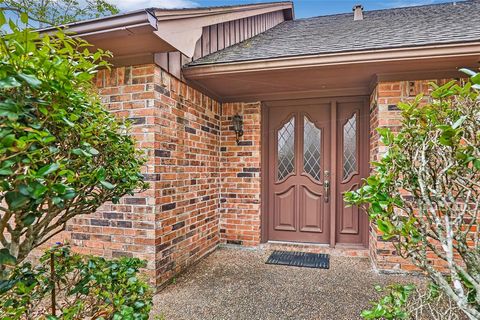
[[155, 6, 291, 79]]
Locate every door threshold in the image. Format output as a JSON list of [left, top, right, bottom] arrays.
[[267, 240, 330, 247], [264, 241, 369, 258]]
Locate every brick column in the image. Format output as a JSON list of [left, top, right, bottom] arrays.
[[369, 79, 453, 273], [152, 69, 221, 285], [220, 102, 262, 246]]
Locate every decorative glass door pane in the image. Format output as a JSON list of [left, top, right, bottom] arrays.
[[277, 116, 295, 181], [343, 113, 357, 179], [303, 116, 321, 181]]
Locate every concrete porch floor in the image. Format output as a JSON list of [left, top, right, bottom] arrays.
[[152, 247, 422, 320]]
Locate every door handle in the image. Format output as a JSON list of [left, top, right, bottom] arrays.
[[324, 170, 330, 203]]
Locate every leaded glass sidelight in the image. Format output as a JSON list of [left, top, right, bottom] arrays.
[[277, 117, 295, 181], [343, 113, 357, 179], [303, 116, 321, 181]]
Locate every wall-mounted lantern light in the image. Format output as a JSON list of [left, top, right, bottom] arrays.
[[232, 114, 244, 145]]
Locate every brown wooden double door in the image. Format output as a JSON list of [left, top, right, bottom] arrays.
[[265, 98, 369, 246]]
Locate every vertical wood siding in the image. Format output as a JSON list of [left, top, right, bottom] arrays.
[[156, 10, 286, 80], [193, 11, 285, 60]]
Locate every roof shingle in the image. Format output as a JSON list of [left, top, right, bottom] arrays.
[[188, 0, 480, 66]]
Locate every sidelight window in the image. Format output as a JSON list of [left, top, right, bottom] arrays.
[[343, 113, 357, 179], [303, 116, 322, 181]]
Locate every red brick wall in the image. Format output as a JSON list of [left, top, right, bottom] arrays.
[[220, 103, 262, 246], [369, 79, 454, 273], [32, 65, 223, 287], [152, 68, 221, 285]]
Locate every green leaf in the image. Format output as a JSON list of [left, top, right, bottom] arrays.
[[471, 73, 480, 85], [0, 10, 6, 26], [32, 183, 48, 199], [8, 19, 16, 32], [96, 167, 106, 180], [459, 68, 477, 77], [37, 163, 60, 176], [39, 106, 49, 116], [0, 99, 18, 114], [0, 249, 16, 266], [0, 76, 21, 89], [19, 184, 31, 196], [376, 128, 394, 145], [22, 214, 36, 226], [5, 191, 29, 210], [63, 191, 76, 200], [0, 167, 13, 175], [17, 73, 42, 88], [473, 159, 480, 170], [376, 219, 394, 238], [72, 148, 83, 155], [366, 176, 379, 186], [1, 133, 15, 147], [62, 117, 75, 127], [360, 310, 374, 319], [100, 180, 115, 190], [52, 184, 67, 194], [69, 113, 80, 121], [452, 115, 467, 129], [20, 12, 28, 24]]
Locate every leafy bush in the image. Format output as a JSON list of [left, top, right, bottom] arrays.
[[1, 0, 119, 28], [361, 284, 415, 320], [345, 71, 480, 319], [0, 12, 147, 267], [0, 244, 153, 319], [362, 283, 464, 320]]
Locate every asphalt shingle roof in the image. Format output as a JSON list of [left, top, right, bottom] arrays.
[[188, 0, 480, 66]]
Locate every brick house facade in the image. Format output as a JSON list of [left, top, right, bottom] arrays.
[[35, 1, 480, 287]]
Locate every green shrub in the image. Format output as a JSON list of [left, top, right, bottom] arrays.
[[0, 244, 153, 319], [0, 11, 147, 267], [361, 284, 415, 319], [2, 0, 119, 28], [345, 71, 480, 319], [362, 283, 464, 320]]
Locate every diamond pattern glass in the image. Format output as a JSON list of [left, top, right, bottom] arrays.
[[303, 116, 321, 181], [343, 113, 357, 179], [277, 117, 295, 181]]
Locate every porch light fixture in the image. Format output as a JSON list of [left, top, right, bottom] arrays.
[[232, 114, 244, 145]]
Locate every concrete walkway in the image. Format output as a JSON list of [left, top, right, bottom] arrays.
[[153, 247, 421, 320]]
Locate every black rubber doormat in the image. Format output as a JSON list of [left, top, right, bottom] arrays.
[[266, 250, 330, 269]]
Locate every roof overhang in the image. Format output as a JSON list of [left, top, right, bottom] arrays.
[[38, 2, 294, 65], [38, 10, 176, 66], [183, 42, 480, 102]]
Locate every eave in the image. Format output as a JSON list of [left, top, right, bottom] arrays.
[[182, 42, 480, 102], [38, 10, 176, 66], [184, 42, 480, 77]]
